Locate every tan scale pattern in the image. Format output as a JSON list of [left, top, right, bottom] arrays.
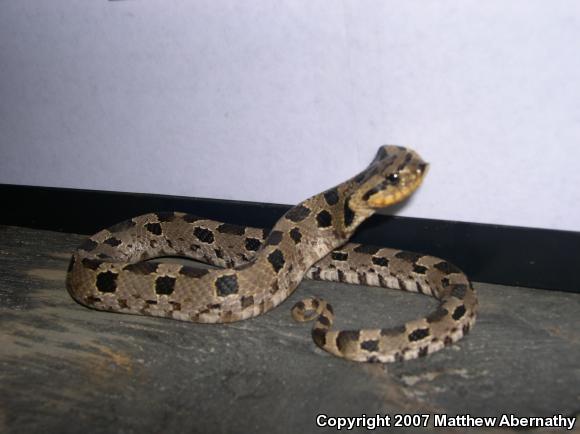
[[67, 146, 478, 363]]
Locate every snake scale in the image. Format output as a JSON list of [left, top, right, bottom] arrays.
[[67, 146, 477, 363]]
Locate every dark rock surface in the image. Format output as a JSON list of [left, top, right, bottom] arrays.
[[0, 225, 578, 433]]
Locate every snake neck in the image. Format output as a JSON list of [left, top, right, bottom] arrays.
[[257, 176, 376, 271], [231, 181, 373, 308]]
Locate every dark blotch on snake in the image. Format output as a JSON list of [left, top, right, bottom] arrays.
[[96, 271, 118, 293], [294, 300, 305, 311], [267, 249, 285, 273], [451, 284, 468, 299], [452, 305, 466, 320], [378, 274, 387, 287], [354, 244, 380, 254], [182, 214, 201, 223], [81, 258, 103, 271], [79, 239, 98, 252], [381, 325, 406, 337], [372, 256, 389, 267], [331, 251, 348, 261], [245, 237, 262, 251], [434, 261, 461, 274], [312, 328, 326, 347], [316, 210, 333, 228], [395, 251, 423, 263], [323, 188, 339, 205], [193, 227, 215, 244], [155, 212, 176, 222], [361, 340, 379, 352], [336, 330, 360, 352], [418, 347, 429, 357], [413, 264, 428, 274], [408, 328, 430, 342], [463, 323, 471, 334], [216, 223, 245, 236], [285, 205, 311, 222], [179, 266, 209, 278], [103, 237, 122, 247], [317, 315, 330, 327], [358, 272, 368, 285], [265, 230, 284, 246], [427, 307, 449, 323], [123, 262, 158, 275], [289, 228, 302, 244], [241, 295, 254, 309], [215, 274, 239, 296], [343, 198, 355, 227], [309, 267, 321, 280], [155, 276, 176, 295]]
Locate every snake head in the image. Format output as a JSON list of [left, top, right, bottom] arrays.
[[353, 145, 429, 209]]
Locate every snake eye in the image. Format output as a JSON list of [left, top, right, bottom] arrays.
[[387, 173, 399, 184]]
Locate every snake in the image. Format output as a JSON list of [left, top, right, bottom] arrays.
[[67, 145, 477, 363]]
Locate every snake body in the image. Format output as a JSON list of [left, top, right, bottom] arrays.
[[67, 146, 477, 363]]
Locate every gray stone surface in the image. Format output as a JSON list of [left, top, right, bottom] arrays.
[[0, 225, 579, 434]]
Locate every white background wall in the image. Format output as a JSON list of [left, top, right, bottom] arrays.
[[1, 1, 579, 231]]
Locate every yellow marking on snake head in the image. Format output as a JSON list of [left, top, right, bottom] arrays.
[[355, 145, 429, 210]]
